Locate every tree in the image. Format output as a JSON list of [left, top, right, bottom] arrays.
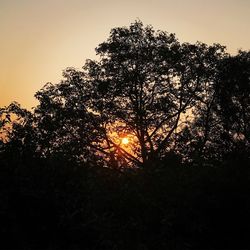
[[177, 50, 250, 164], [82, 21, 226, 167], [215, 51, 250, 146], [33, 68, 105, 164], [1, 21, 227, 168], [0, 102, 37, 161]]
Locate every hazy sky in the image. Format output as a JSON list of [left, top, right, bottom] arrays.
[[1, 0, 250, 109]]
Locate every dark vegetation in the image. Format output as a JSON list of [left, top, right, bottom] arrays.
[[0, 21, 250, 249]]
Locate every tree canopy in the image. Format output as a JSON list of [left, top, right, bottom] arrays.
[[1, 20, 249, 168]]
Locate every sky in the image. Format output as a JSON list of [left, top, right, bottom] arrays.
[[0, 0, 250, 109]]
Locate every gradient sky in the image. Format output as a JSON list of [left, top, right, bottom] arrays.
[[1, 0, 250, 109]]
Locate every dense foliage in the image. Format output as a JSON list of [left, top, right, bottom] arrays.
[[0, 21, 250, 249]]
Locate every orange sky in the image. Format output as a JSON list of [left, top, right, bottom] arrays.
[[1, 0, 249, 109]]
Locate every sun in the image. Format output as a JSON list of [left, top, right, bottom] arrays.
[[121, 137, 129, 145]]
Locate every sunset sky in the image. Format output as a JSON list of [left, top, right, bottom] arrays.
[[1, 0, 250, 109]]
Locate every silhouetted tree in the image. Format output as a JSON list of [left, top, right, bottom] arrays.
[[29, 21, 225, 167], [3, 21, 250, 170], [0, 102, 37, 162], [177, 50, 250, 164], [215, 51, 250, 148], [34, 69, 105, 164]]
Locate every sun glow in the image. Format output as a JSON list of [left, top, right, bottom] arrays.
[[121, 137, 129, 145]]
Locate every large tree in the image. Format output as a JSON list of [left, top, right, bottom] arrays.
[[82, 21, 225, 166], [1, 21, 228, 168]]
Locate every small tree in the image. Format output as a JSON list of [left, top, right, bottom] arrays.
[[34, 69, 104, 163], [0, 102, 37, 161]]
